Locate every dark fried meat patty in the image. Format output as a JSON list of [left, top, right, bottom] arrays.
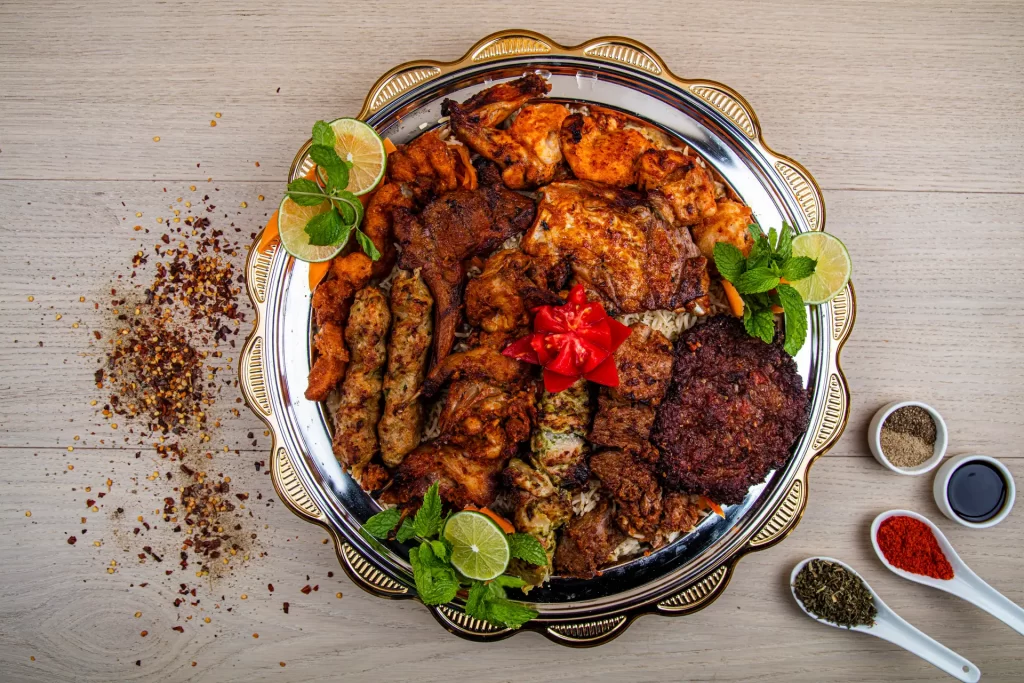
[[652, 316, 810, 505]]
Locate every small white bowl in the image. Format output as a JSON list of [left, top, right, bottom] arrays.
[[933, 454, 1016, 529], [868, 401, 947, 475]]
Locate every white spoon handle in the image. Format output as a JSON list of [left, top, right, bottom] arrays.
[[871, 616, 980, 682], [956, 574, 1024, 635]]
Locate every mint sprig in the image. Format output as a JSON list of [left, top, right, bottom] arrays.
[[284, 120, 379, 260], [714, 222, 816, 355], [361, 482, 540, 629]]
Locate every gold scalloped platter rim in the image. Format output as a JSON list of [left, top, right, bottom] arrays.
[[239, 29, 855, 646]]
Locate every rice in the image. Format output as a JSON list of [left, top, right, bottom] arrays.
[[571, 478, 602, 516]]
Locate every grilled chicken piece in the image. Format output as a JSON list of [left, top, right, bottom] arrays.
[[448, 73, 550, 128], [363, 132, 476, 278], [559, 110, 653, 187], [553, 499, 626, 579], [589, 324, 674, 454], [465, 249, 560, 350], [531, 378, 591, 487], [504, 458, 572, 587], [637, 149, 717, 228], [331, 287, 390, 479], [378, 270, 433, 467], [692, 198, 755, 264], [522, 180, 708, 315], [449, 97, 570, 189], [589, 449, 663, 539], [305, 253, 373, 401], [394, 161, 536, 368]]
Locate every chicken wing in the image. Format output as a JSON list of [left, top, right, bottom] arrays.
[[447, 73, 550, 128], [637, 149, 717, 228], [394, 161, 536, 367], [522, 180, 708, 315], [378, 270, 433, 467], [692, 198, 755, 263], [331, 287, 390, 480], [560, 110, 653, 187]]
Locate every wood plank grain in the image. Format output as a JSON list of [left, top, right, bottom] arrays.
[[0, 1, 1022, 192], [2, 452, 1021, 682], [2, 182, 1022, 457]]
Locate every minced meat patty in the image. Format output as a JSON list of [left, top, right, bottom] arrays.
[[652, 315, 810, 505]]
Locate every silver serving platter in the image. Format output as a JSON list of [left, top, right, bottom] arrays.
[[240, 30, 854, 646]]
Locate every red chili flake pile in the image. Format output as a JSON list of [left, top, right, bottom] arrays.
[[876, 515, 954, 580]]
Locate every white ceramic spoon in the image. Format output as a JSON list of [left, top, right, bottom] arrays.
[[872, 509, 1024, 635], [791, 557, 980, 682]]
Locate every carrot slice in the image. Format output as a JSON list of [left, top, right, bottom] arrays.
[[383, 137, 398, 156], [701, 496, 726, 519], [308, 261, 331, 291], [721, 280, 744, 317], [255, 211, 280, 253], [770, 305, 784, 314], [464, 505, 515, 534]]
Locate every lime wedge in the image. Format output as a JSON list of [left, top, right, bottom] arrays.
[[789, 232, 852, 304], [316, 118, 387, 196], [276, 196, 345, 263], [443, 511, 510, 581]]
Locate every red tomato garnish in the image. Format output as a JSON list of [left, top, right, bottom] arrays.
[[501, 285, 632, 392]]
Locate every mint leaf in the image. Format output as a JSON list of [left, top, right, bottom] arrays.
[[494, 574, 527, 590], [362, 507, 401, 539], [767, 227, 778, 250], [356, 229, 382, 261], [286, 178, 326, 207], [713, 242, 745, 283], [325, 161, 351, 195], [396, 518, 417, 543], [776, 284, 808, 355], [743, 307, 775, 344], [508, 533, 548, 566], [733, 267, 780, 294], [312, 120, 335, 148], [780, 256, 816, 282], [776, 222, 793, 262], [465, 581, 490, 621], [334, 190, 363, 226], [483, 597, 538, 629], [335, 195, 357, 224], [747, 225, 770, 261], [304, 209, 343, 246], [429, 539, 449, 563], [412, 482, 443, 539], [309, 144, 345, 173], [409, 542, 459, 606]]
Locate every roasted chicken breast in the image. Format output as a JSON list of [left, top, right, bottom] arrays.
[[637, 149, 718, 228], [692, 198, 755, 264], [559, 110, 653, 187]]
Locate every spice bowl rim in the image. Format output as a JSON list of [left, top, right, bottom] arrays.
[[790, 555, 880, 633], [868, 400, 948, 476], [932, 454, 1016, 529]]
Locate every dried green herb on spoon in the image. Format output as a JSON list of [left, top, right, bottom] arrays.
[[794, 558, 877, 628]]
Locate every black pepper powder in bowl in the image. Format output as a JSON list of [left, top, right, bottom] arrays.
[[880, 406, 937, 468]]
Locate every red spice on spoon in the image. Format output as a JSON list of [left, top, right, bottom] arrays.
[[876, 515, 954, 580]]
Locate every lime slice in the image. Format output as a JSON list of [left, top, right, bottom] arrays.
[[276, 196, 345, 263], [443, 511, 511, 581], [316, 118, 387, 196], [789, 232, 852, 304]]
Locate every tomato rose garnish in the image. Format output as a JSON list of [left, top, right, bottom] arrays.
[[502, 285, 631, 393]]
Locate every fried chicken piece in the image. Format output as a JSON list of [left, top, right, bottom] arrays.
[[305, 253, 373, 400], [464, 249, 560, 350], [692, 198, 755, 263], [421, 345, 527, 398], [304, 322, 349, 402], [559, 110, 654, 187], [552, 499, 626, 579], [395, 161, 536, 367], [504, 458, 573, 587], [589, 450, 663, 539], [653, 316, 810, 505], [588, 324, 674, 454], [448, 73, 551, 128], [531, 379, 591, 487], [449, 100, 570, 189], [378, 270, 433, 467], [522, 180, 708, 315], [362, 183, 414, 279], [331, 287, 390, 479], [637, 149, 717, 228]]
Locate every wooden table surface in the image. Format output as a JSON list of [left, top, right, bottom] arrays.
[[2, 2, 1023, 681]]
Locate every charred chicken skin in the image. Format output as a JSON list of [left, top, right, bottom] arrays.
[[522, 180, 709, 315], [559, 110, 653, 188], [652, 316, 810, 505], [394, 160, 536, 368], [637, 149, 718, 228], [692, 198, 755, 264]]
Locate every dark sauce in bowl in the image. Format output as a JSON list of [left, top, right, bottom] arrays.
[[947, 461, 1007, 523]]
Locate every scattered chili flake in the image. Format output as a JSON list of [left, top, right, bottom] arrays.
[[67, 536, 77, 545], [300, 585, 312, 595], [252, 633, 259, 639], [282, 602, 289, 614], [172, 626, 184, 633], [24, 511, 31, 517], [267, 583, 274, 592], [140, 631, 148, 637], [153, 136, 160, 142]]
